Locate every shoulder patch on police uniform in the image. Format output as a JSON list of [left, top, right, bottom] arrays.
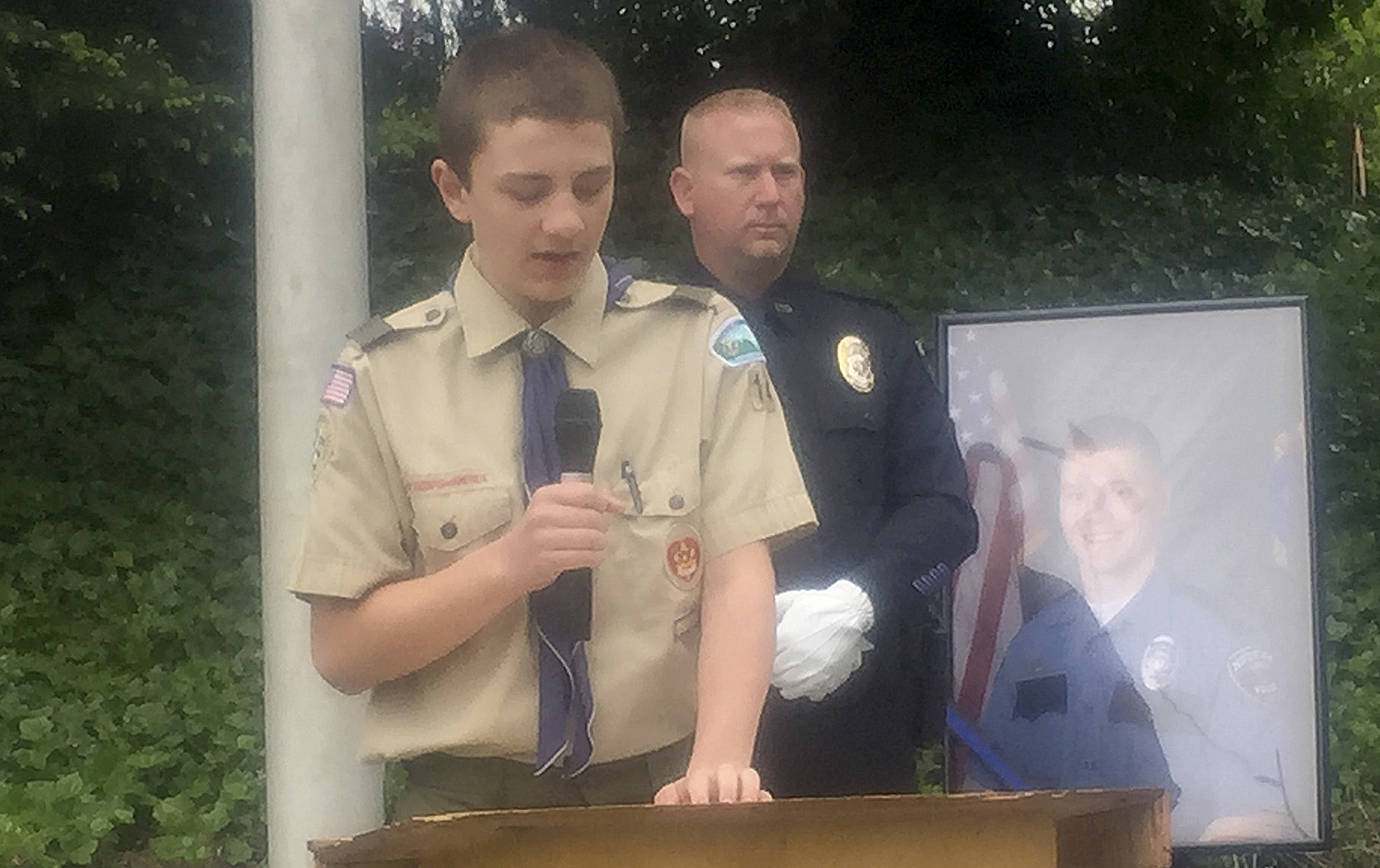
[[710, 315, 765, 366], [1228, 646, 1278, 700]]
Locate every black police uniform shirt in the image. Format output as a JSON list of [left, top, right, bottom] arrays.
[[976, 568, 1287, 842], [972, 580, 1179, 800], [686, 263, 979, 796]]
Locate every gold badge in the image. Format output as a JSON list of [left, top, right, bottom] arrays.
[[836, 335, 874, 393], [664, 524, 703, 590]]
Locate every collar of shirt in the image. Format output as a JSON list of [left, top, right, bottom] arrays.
[[681, 259, 812, 337], [452, 245, 607, 366]]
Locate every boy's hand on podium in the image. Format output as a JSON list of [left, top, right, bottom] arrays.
[[653, 763, 774, 805]]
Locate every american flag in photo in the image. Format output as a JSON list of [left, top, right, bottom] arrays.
[[321, 363, 355, 407], [946, 326, 1028, 785]]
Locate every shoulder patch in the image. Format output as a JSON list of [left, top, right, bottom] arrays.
[[710, 315, 765, 367], [1227, 646, 1278, 701]]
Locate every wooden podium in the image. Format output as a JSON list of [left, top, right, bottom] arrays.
[[309, 788, 1169, 868]]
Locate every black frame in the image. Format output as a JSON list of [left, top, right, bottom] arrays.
[[935, 296, 1330, 856]]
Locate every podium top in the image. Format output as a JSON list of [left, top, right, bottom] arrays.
[[310, 789, 1170, 868]]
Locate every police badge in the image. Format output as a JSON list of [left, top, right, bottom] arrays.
[[1140, 634, 1179, 691], [835, 334, 874, 393]]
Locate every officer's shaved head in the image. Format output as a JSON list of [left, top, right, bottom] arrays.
[[679, 89, 796, 166], [670, 88, 805, 296]]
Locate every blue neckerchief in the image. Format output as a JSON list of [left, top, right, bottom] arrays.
[[526, 256, 634, 776]]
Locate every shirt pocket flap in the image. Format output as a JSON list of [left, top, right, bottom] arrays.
[[630, 466, 699, 517], [413, 486, 514, 552], [818, 392, 882, 433]]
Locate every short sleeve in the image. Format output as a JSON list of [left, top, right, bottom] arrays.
[[288, 346, 416, 600], [696, 308, 817, 560]]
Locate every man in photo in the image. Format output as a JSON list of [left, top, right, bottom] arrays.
[[292, 28, 816, 813], [976, 416, 1296, 842]]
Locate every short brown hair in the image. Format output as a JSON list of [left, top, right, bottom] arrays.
[[437, 27, 625, 185]]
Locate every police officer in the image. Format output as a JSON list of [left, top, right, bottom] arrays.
[[292, 31, 816, 814], [977, 416, 1294, 843], [668, 88, 978, 796]]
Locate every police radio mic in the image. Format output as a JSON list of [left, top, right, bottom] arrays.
[[531, 388, 600, 641]]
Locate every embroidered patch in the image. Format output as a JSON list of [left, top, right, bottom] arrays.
[[836, 335, 875, 393], [310, 412, 330, 482], [664, 524, 703, 590], [709, 316, 765, 367], [1140, 634, 1179, 692], [404, 472, 490, 494], [321, 363, 355, 407], [1228, 646, 1278, 700]]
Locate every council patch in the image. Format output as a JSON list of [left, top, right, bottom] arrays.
[[709, 316, 765, 367]]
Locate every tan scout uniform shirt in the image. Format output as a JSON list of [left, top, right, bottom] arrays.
[[292, 249, 816, 764]]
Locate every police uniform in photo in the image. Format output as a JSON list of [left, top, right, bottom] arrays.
[[975, 570, 1288, 843], [291, 250, 817, 812], [1104, 571, 1289, 842], [971, 582, 1179, 799], [686, 264, 978, 797]]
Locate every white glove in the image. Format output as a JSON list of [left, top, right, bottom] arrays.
[[772, 579, 875, 701]]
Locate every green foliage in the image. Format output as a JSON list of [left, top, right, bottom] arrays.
[[0, 240, 263, 867], [0, 11, 249, 313]]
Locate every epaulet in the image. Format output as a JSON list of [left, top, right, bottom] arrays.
[[347, 290, 453, 350], [821, 284, 901, 315], [614, 279, 718, 311]]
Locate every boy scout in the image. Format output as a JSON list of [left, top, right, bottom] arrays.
[[291, 28, 815, 812]]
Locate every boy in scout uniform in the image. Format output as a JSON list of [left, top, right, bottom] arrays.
[[292, 28, 815, 813]]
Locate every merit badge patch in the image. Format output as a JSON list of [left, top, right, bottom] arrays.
[[310, 412, 330, 482], [710, 316, 765, 367], [321, 363, 355, 407], [664, 524, 703, 590], [1228, 646, 1279, 700], [1140, 634, 1179, 691], [836, 335, 874, 393]]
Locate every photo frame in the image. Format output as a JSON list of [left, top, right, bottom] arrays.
[[938, 298, 1327, 851]]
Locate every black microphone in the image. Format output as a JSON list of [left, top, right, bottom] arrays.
[[530, 388, 601, 641]]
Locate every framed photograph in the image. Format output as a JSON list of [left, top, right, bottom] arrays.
[[939, 298, 1326, 851]]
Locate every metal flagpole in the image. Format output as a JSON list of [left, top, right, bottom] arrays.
[[252, 2, 383, 865]]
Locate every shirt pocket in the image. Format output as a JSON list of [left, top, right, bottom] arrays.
[[410, 485, 514, 574], [614, 463, 703, 636], [815, 392, 884, 511]]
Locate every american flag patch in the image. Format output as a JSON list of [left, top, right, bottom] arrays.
[[321, 364, 355, 407]]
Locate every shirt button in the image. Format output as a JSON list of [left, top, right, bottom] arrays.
[[425, 308, 441, 322], [440, 521, 458, 539], [668, 494, 685, 510]]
